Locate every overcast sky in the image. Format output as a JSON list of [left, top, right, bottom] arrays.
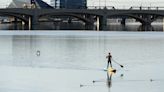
[[0, 0, 164, 8]]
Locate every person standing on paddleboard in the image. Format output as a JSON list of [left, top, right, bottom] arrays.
[[106, 52, 112, 68]]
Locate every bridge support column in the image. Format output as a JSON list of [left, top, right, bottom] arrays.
[[163, 18, 164, 32], [138, 25, 154, 31], [141, 15, 152, 26], [31, 15, 39, 30], [142, 22, 151, 26], [21, 15, 26, 25], [28, 17, 32, 30], [121, 18, 126, 25], [96, 16, 100, 31], [84, 15, 94, 30], [68, 17, 72, 23], [85, 21, 94, 30], [13, 18, 18, 30], [14, 18, 18, 23], [99, 15, 107, 30]]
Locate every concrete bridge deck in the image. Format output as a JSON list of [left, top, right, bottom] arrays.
[[1, 8, 164, 30]]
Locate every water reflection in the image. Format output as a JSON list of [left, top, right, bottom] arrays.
[[106, 70, 117, 88], [106, 71, 125, 92], [0, 22, 164, 31], [106, 72, 113, 88]]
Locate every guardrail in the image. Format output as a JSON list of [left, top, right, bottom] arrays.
[[87, 6, 115, 10], [129, 6, 164, 10], [87, 6, 164, 10], [1, 6, 164, 10]]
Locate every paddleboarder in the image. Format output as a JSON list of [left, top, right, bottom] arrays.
[[106, 52, 112, 68]]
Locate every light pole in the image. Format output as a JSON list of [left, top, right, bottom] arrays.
[[99, 0, 100, 8], [105, 0, 106, 8]]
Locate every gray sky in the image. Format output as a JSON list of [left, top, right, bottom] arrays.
[[0, 0, 164, 8]]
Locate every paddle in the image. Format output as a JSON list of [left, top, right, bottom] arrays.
[[112, 58, 124, 68]]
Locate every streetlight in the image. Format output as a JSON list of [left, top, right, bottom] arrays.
[[99, 0, 100, 8], [105, 0, 106, 8]]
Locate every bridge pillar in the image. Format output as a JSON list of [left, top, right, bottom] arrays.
[[83, 15, 94, 30], [96, 16, 100, 31], [138, 25, 154, 31], [141, 15, 152, 26], [13, 18, 18, 30], [28, 17, 32, 30], [99, 15, 107, 30], [142, 21, 151, 26], [85, 15, 94, 25], [68, 17, 72, 23], [21, 15, 26, 25], [121, 18, 126, 25], [31, 15, 39, 30], [14, 18, 18, 23]]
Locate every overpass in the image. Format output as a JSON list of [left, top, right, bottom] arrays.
[[1, 7, 164, 30]]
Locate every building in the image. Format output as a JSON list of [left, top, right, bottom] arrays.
[[8, 0, 30, 8], [8, 0, 53, 8], [50, 0, 87, 9]]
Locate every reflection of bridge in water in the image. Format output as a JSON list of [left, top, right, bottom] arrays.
[[1, 6, 164, 30]]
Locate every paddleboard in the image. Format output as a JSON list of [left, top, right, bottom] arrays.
[[108, 67, 116, 73], [103, 67, 116, 72]]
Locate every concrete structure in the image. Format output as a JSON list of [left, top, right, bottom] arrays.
[[50, 0, 86, 9], [0, 8, 164, 30], [8, 0, 30, 8], [8, 0, 53, 8]]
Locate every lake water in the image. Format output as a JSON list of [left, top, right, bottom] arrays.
[[0, 31, 164, 92]]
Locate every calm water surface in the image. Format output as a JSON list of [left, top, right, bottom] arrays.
[[0, 31, 164, 92]]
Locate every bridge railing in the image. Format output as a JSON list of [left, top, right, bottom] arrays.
[[1, 6, 164, 10], [129, 6, 164, 10], [87, 6, 115, 10], [87, 6, 164, 10]]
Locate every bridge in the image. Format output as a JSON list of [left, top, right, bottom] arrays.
[[1, 7, 164, 30]]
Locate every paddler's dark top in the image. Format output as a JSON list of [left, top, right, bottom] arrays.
[[106, 53, 112, 62]]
